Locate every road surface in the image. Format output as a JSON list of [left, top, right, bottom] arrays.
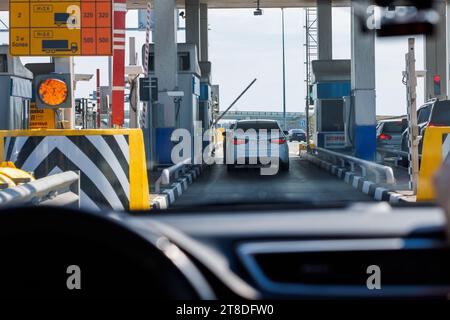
[[172, 143, 373, 207]]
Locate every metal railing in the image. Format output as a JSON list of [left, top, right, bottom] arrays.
[[313, 148, 396, 185], [0, 171, 80, 208], [155, 158, 192, 193]]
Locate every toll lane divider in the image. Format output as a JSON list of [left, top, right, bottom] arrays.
[[151, 166, 203, 210], [417, 127, 450, 202], [303, 153, 408, 203], [0, 129, 150, 211]]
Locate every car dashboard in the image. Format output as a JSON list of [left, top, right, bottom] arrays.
[[118, 202, 450, 299]]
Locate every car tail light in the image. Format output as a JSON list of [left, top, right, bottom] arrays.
[[271, 138, 286, 144], [233, 138, 247, 145], [378, 133, 392, 140]]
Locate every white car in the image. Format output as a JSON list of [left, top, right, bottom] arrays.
[[224, 120, 290, 172]]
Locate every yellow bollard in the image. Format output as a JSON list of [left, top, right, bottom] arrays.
[[417, 127, 450, 201]]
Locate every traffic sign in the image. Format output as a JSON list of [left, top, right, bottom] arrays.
[[10, 0, 112, 56], [29, 103, 56, 129]]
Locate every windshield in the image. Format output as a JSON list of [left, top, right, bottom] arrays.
[[0, 3, 448, 214]]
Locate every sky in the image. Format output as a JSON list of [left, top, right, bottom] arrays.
[[0, 7, 426, 116]]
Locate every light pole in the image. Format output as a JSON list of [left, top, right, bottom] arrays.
[[281, 8, 287, 130]]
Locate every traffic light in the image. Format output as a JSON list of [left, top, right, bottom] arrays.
[[35, 73, 72, 108], [434, 74, 441, 96]]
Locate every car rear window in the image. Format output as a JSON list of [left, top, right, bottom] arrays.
[[382, 121, 405, 133], [431, 101, 450, 125], [235, 122, 280, 130]]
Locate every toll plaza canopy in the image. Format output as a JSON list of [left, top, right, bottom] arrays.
[[0, 0, 352, 11]]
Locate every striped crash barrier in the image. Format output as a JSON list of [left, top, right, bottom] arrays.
[[417, 127, 450, 202], [0, 129, 150, 211]]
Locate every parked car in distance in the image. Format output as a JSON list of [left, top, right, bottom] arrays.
[[401, 100, 450, 163], [288, 129, 306, 142]]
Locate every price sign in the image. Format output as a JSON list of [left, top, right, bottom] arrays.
[[10, 0, 112, 56]]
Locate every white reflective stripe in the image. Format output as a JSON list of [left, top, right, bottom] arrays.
[[442, 134, 450, 161], [86, 135, 130, 199], [10, 136, 29, 163], [114, 135, 130, 163], [113, 45, 125, 50], [114, 3, 127, 11], [20, 136, 124, 210], [113, 37, 126, 43], [112, 86, 125, 91], [57, 138, 124, 210], [3, 137, 11, 158], [114, 29, 126, 34], [80, 190, 100, 211]]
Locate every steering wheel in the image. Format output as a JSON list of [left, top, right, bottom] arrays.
[[0, 206, 214, 299]]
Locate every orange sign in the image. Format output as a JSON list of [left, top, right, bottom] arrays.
[[29, 103, 56, 129], [10, 0, 112, 56]]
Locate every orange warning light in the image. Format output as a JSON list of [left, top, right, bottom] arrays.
[[38, 78, 68, 106]]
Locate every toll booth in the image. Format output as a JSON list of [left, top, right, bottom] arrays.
[[0, 45, 33, 130], [177, 43, 201, 135], [199, 61, 213, 153], [143, 43, 201, 134], [199, 61, 212, 131], [142, 43, 201, 165], [311, 60, 351, 150]]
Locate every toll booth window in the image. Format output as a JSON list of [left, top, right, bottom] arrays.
[[0, 54, 7, 72], [321, 100, 344, 132], [178, 52, 191, 71]]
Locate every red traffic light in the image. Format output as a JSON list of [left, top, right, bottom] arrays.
[[434, 74, 441, 83]]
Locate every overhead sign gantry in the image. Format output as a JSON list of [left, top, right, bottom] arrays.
[[9, 0, 112, 56]]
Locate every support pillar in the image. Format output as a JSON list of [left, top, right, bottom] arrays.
[[112, 0, 126, 127], [54, 57, 74, 129], [200, 3, 208, 62], [425, 0, 447, 100], [186, 0, 201, 60], [351, 0, 376, 160], [317, 0, 332, 60], [154, 0, 178, 127]]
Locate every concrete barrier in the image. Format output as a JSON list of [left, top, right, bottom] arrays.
[[0, 129, 150, 211], [417, 127, 450, 202]]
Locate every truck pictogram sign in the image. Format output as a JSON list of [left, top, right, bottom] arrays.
[[10, 0, 112, 56]]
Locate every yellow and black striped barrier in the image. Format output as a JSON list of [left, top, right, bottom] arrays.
[[417, 127, 450, 202], [0, 129, 150, 211]]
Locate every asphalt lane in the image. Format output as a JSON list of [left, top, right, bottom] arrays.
[[172, 143, 373, 207]]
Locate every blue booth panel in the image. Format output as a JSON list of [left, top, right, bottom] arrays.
[[156, 127, 175, 166], [313, 82, 351, 100]]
